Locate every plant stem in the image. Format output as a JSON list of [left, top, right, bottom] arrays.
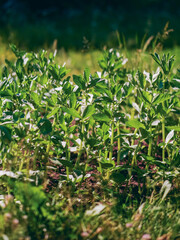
[[162, 116, 165, 162], [148, 125, 152, 156], [131, 128, 138, 146], [26, 151, 30, 178], [44, 141, 50, 180], [117, 121, 121, 165], [75, 122, 85, 168], [66, 139, 71, 180], [109, 120, 114, 161]]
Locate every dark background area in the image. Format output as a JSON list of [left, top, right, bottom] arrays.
[[0, 0, 180, 50]]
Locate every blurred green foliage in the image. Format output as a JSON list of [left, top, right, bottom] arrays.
[[0, 0, 179, 51]]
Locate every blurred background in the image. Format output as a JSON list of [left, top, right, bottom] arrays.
[[0, 0, 180, 73]]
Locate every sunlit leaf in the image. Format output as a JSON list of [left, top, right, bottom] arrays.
[[62, 107, 81, 119], [82, 105, 96, 120], [126, 119, 145, 129], [93, 112, 111, 122], [165, 130, 174, 144]]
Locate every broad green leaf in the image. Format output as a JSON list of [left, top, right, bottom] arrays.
[[40, 74, 48, 85], [126, 119, 145, 129], [142, 154, 167, 168], [0, 125, 12, 143], [139, 128, 149, 138], [62, 107, 81, 119], [110, 170, 128, 184], [59, 160, 73, 168], [93, 112, 111, 122], [31, 92, 41, 105], [82, 105, 95, 120], [38, 119, 52, 135], [100, 162, 114, 169], [70, 92, 77, 109], [59, 66, 68, 78]]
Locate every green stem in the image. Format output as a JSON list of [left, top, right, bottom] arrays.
[[109, 120, 114, 161], [75, 122, 85, 168], [132, 138, 140, 166], [26, 151, 30, 178], [98, 149, 102, 174], [162, 116, 165, 162], [44, 141, 50, 180], [19, 150, 27, 172], [148, 125, 152, 156], [117, 121, 121, 165], [33, 144, 38, 170], [66, 139, 71, 180], [2, 152, 7, 170], [131, 128, 138, 146]]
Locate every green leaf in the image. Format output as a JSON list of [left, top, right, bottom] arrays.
[[73, 75, 85, 90], [110, 170, 128, 184], [0, 125, 12, 143], [84, 68, 90, 83], [5, 59, 15, 71], [126, 119, 145, 129], [165, 130, 174, 144], [100, 159, 115, 169], [151, 53, 161, 66], [51, 135, 62, 144], [153, 93, 171, 105], [138, 71, 146, 89], [38, 119, 52, 135], [46, 107, 59, 119], [93, 112, 111, 122], [0, 90, 13, 97], [70, 92, 77, 109], [98, 60, 107, 69], [96, 80, 108, 89], [123, 83, 133, 98], [166, 126, 180, 131], [59, 160, 73, 168], [171, 79, 180, 88], [62, 107, 81, 119], [82, 105, 95, 120], [31, 92, 41, 105], [140, 90, 152, 104]]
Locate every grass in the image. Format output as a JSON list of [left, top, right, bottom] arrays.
[[1, 43, 180, 76]]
